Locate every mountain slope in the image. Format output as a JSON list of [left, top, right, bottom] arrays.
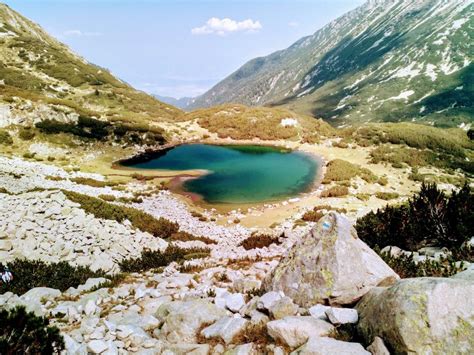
[[190, 0, 473, 128], [0, 3, 181, 128]]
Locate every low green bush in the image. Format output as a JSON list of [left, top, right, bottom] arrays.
[[119, 245, 210, 272], [0, 306, 64, 354], [239, 233, 282, 250], [170, 231, 217, 245], [377, 249, 467, 278], [375, 192, 399, 200], [63, 191, 179, 238], [302, 205, 348, 222], [322, 159, 377, 184], [356, 183, 473, 251], [18, 127, 35, 140], [320, 185, 349, 198], [0, 259, 106, 295], [0, 130, 13, 145]]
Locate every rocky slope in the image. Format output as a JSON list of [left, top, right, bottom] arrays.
[[0, 3, 181, 129], [191, 0, 473, 128]]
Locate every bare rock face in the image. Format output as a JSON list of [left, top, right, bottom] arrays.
[[263, 213, 398, 307], [356, 278, 474, 354]]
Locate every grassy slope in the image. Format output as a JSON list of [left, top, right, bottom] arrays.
[[0, 3, 182, 126]]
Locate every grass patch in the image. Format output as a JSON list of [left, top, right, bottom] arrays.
[[375, 192, 400, 200], [0, 259, 109, 296], [239, 233, 282, 250], [302, 205, 347, 222], [119, 244, 210, 272], [320, 185, 349, 198], [62, 191, 178, 238], [170, 231, 217, 245], [0, 130, 13, 145], [322, 159, 377, 184]]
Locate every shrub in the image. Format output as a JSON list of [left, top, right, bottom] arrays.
[[322, 159, 377, 184], [377, 249, 466, 278], [63, 191, 179, 238], [98, 194, 116, 202], [70, 177, 117, 188], [0, 130, 13, 145], [375, 192, 399, 200], [0, 306, 64, 354], [320, 186, 349, 198], [302, 205, 347, 222], [170, 231, 217, 245], [119, 245, 210, 272], [0, 259, 106, 295], [239, 233, 282, 250], [356, 183, 473, 251], [18, 127, 35, 140]]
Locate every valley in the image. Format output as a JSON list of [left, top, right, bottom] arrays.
[[0, 1, 473, 354]]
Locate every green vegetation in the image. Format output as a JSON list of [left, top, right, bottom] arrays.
[[184, 104, 334, 141], [170, 231, 217, 245], [119, 245, 210, 272], [0, 130, 13, 145], [0, 259, 107, 295], [35, 117, 166, 146], [375, 191, 399, 200], [70, 177, 118, 188], [63, 191, 179, 239], [18, 127, 35, 140], [322, 159, 377, 184], [356, 183, 473, 251], [239, 233, 282, 250], [320, 185, 349, 198], [0, 306, 64, 355], [302, 205, 347, 222], [377, 249, 469, 278]]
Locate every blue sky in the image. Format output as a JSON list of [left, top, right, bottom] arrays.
[[4, 0, 364, 98]]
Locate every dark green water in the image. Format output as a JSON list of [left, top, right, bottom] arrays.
[[128, 144, 318, 204]]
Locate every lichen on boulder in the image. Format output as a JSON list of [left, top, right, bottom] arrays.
[[263, 212, 399, 307]]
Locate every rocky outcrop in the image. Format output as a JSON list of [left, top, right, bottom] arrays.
[[0, 190, 167, 272], [263, 213, 399, 306], [356, 277, 474, 354]]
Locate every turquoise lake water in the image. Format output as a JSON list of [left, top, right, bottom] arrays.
[[127, 144, 319, 204]]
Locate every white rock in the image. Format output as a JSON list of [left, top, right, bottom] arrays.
[[308, 304, 331, 320], [292, 337, 370, 354], [225, 293, 246, 312], [87, 340, 108, 354], [201, 316, 248, 344], [325, 308, 359, 325], [367, 336, 390, 355], [267, 316, 335, 348], [257, 291, 282, 311]]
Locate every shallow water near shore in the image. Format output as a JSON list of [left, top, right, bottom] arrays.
[[125, 144, 319, 204]]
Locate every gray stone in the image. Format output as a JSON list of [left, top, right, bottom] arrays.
[[156, 299, 229, 343], [325, 307, 358, 325], [21, 287, 61, 304], [267, 316, 335, 348], [357, 277, 474, 354], [292, 337, 370, 355], [257, 291, 282, 311], [225, 293, 246, 312], [224, 343, 256, 355], [0, 240, 12, 251], [308, 304, 331, 320], [268, 296, 298, 319], [367, 336, 390, 355], [264, 213, 399, 307], [77, 278, 109, 293], [201, 316, 248, 344], [87, 340, 108, 354]]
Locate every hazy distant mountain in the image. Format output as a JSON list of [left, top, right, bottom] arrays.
[[190, 0, 473, 128], [153, 95, 195, 111]]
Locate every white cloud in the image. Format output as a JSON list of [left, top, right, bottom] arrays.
[[288, 21, 300, 28], [63, 30, 102, 37], [191, 17, 262, 36]]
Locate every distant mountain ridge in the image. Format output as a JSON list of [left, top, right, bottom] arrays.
[[153, 95, 195, 111], [190, 0, 473, 128]]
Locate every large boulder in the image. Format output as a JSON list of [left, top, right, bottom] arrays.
[[263, 213, 398, 307], [356, 277, 474, 354], [292, 337, 370, 355]]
